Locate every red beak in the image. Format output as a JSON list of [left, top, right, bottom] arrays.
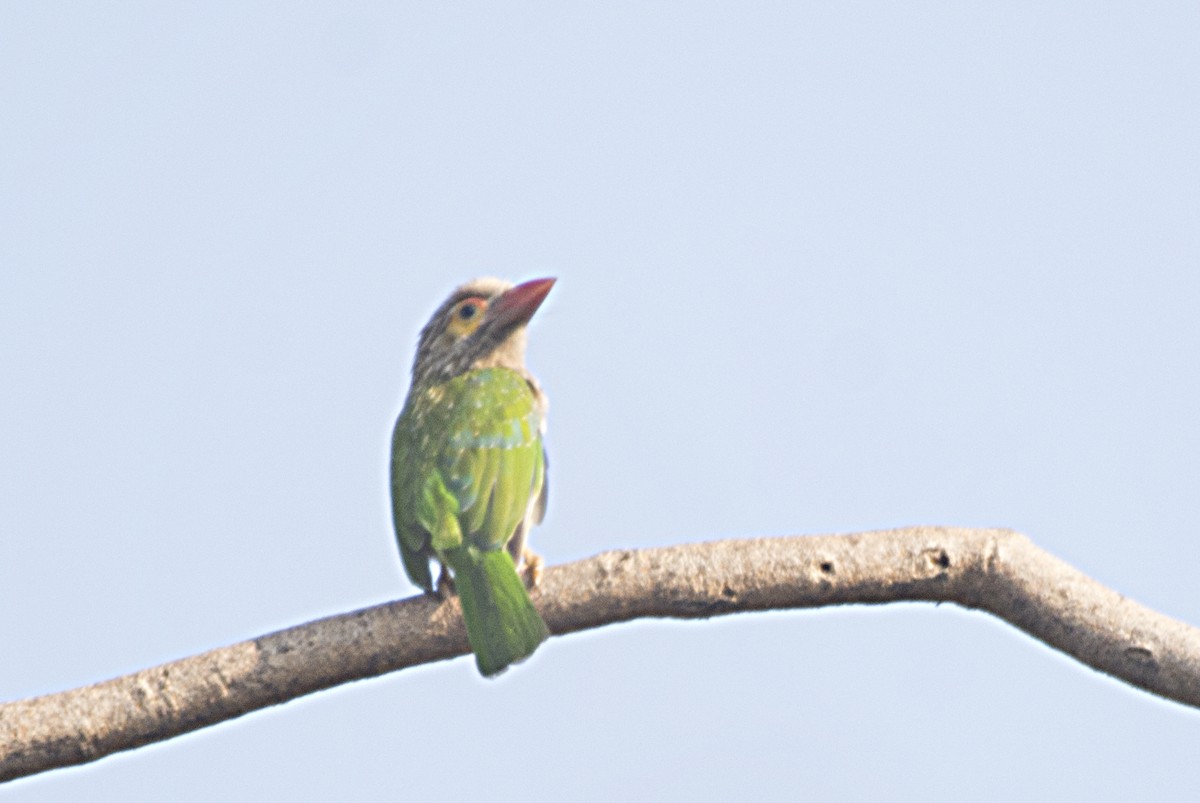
[[487, 277, 556, 330]]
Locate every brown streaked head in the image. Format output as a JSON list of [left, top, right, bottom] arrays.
[[411, 277, 555, 384]]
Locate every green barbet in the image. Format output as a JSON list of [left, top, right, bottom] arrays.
[[390, 277, 554, 676]]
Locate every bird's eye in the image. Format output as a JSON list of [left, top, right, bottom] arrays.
[[447, 297, 489, 336]]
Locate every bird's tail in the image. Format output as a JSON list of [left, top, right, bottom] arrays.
[[448, 546, 549, 677]]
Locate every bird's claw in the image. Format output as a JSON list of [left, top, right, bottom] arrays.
[[435, 564, 456, 600], [521, 548, 544, 589]]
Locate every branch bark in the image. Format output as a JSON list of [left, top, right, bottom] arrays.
[[3, 527, 1199, 782]]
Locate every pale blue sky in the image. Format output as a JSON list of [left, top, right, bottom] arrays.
[[2, 2, 1199, 800]]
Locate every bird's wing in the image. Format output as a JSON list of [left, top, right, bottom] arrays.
[[439, 368, 545, 553], [390, 408, 435, 591]]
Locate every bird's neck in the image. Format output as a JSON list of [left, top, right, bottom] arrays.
[[468, 332, 527, 373], [412, 333, 531, 391]]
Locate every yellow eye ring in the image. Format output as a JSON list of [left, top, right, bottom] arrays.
[[447, 296, 489, 336]]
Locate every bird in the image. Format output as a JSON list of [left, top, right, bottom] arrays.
[[389, 277, 555, 677]]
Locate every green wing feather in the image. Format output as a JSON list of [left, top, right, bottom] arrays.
[[442, 370, 543, 552]]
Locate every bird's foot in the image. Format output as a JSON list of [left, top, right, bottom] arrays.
[[435, 564, 456, 600], [521, 548, 544, 589]]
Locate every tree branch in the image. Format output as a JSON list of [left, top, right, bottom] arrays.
[[3, 527, 1199, 782]]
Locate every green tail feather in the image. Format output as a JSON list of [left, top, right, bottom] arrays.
[[449, 547, 549, 677]]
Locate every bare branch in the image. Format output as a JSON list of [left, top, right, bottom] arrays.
[[3, 527, 1199, 782]]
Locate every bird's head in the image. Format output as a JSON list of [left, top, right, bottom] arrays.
[[411, 276, 556, 385]]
